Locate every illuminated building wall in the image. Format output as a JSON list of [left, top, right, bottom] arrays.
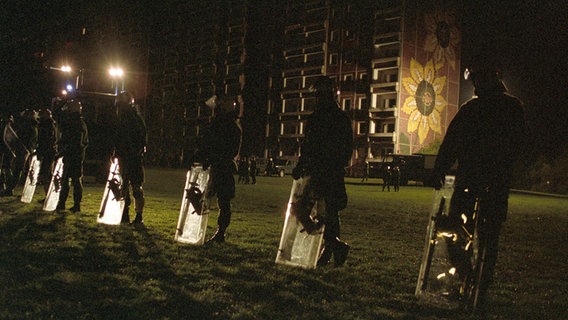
[[396, 1, 461, 156], [266, 0, 461, 176]]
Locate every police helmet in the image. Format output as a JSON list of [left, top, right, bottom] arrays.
[[463, 55, 502, 81], [64, 100, 82, 113], [39, 109, 53, 120], [115, 91, 134, 107], [21, 108, 39, 121]]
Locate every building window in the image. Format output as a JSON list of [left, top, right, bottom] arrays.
[[359, 97, 368, 110], [357, 121, 369, 134], [329, 53, 338, 65], [331, 30, 340, 43], [343, 98, 352, 111]]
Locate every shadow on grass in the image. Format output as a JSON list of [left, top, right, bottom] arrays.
[[0, 208, 212, 319]]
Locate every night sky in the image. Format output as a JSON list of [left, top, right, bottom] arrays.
[[1, 1, 567, 160], [460, 1, 568, 159]]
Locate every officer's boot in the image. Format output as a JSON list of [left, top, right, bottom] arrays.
[[132, 196, 144, 225], [121, 207, 130, 224], [207, 226, 226, 243], [317, 245, 333, 267], [333, 237, 350, 267]]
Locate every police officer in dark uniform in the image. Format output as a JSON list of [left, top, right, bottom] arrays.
[[11, 109, 38, 191], [292, 76, 354, 267], [113, 91, 147, 225], [196, 95, 242, 243], [37, 108, 56, 201], [56, 99, 89, 212], [432, 57, 527, 309]]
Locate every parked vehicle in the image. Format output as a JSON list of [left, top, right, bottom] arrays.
[[262, 158, 298, 177]]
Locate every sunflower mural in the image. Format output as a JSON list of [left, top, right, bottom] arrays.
[[424, 7, 460, 70], [401, 58, 447, 145]]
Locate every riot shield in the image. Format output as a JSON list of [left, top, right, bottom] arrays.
[[20, 154, 41, 203], [97, 158, 126, 225], [175, 165, 211, 245], [275, 177, 325, 269], [43, 157, 64, 211], [415, 175, 461, 308]]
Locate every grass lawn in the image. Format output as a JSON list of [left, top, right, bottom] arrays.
[[0, 167, 566, 320]]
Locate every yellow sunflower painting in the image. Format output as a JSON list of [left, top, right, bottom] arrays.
[[424, 8, 460, 70], [402, 58, 447, 144]]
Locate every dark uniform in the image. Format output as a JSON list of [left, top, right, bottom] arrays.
[[37, 109, 57, 197], [294, 76, 353, 266], [197, 96, 242, 243], [14, 109, 37, 182], [249, 156, 257, 184], [433, 61, 527, 308], [56, 100, 89, 212], [391, 166, 400, 192], [113, 91, 147, 224], [382, 165, 392, 192]]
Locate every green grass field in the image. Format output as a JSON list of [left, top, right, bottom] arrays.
[[0, 168, 566, 320]]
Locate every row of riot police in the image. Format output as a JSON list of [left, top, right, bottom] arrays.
[[0, 90, 147, 224]]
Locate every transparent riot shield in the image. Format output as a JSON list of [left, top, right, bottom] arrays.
[[21, 154, 41, 203], [174, 165, 211, 245], [415, 175, 462, 308], [43, 157, 64, 211], [275, 177, 325, 269], [97, 158, 125, 225]]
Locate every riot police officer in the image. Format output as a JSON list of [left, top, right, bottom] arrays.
[[56, 99, 89, 212], [292, 76, 354, 267], [195, 95, 242, 243], [113, 91, 147, 224], [432, 57, 527, 309]]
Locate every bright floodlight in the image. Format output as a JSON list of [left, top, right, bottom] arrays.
[[61, 65, 72, 72], [66, 84, 74, 91], [109, 67, 124, 77]]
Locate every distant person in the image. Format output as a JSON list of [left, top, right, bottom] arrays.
[[292, 76, 353, 267], [238, 157, 248, 184], [361, 161, 369, 182], [382, 165, 391, 192], [249, 156, 257, 184], [265, 157, 274, 176], [391, 165, 400, 192], [36, 108, 57, 202], [113, 91, 147, 225], [56, 99, 89, 212], [195, 95, 242, 243], [431, 57, 527, 310]]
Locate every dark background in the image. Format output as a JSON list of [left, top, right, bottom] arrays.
[[460, 1, 568, 159]]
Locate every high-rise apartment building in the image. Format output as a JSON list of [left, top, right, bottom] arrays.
[[266, 0, 461, 176], [41, 1, 460, 176]]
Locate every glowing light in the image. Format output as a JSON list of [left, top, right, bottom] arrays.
[[461, 214, 468, 224], [448, 267, 456, 275], [437, 273, 446, 279], [109, 67, 124, 77], [66, 84, 74, 91], [61, 65, 72, 72]]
